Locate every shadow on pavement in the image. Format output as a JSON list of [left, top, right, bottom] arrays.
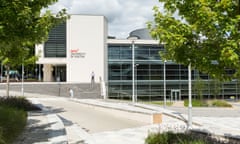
[[43, 106, 66, 115], [13, 111, 66, 144], [58, 115, 74, 126]]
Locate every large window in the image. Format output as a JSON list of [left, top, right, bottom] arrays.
[[108, 44, 164, 99], [108, 45, 132, 60], [108, 44, 163, 61], [44, 22, 66, 57]]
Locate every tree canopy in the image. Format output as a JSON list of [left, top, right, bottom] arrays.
[[0, 0, 68, 96], [148, 0, 240, 80], [0, 0, 67, 66]]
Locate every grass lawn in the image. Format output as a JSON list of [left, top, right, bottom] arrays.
[[184, 99, 232, 107]]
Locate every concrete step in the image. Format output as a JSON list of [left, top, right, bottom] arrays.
[[0, 83, 101, 99]]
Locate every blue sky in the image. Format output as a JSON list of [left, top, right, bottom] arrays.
[[49, 0, 163, 38]]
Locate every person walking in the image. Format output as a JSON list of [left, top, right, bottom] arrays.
[[91, 71, 95, 88]]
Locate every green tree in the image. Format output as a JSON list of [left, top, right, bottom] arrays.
[[193, 76, 205, 101], [148, 0, 240, 81], [0, 0, 67, 96], [210, 79, 222, 99]]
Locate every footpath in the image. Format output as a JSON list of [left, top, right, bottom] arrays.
[[71, 99, 240, 143], [1, 90, 239, 144]]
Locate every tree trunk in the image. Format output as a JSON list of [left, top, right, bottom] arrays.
[[6, 66, 10, 97]]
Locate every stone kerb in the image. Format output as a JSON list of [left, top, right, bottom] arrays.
[[71, 99, 163, 124], [30, 98, 68, 143], [47, 114, 68, 143]]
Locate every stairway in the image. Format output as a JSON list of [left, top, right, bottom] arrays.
[[0, 82, 102, 99]]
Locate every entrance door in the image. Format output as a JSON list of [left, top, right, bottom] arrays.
[[54, 65, 66, 82], [171, 89, 181, 101]]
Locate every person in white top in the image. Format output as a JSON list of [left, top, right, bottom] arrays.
[[68, 88, 74, 98]]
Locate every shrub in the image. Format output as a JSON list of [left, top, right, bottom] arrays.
[[0, 128, 5, 144], [0, 105, 27, 144], [184, 99, 208, 107], [145, 131, 213, 144], [211, 100, 232, 107], [0, 96, 38, 143], [0, 96, 41, 111]]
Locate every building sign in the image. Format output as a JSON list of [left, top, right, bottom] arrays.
[[70, 49, 86, 58]]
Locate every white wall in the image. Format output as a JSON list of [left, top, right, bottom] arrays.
[[66, 15, 107, 83], [35, 40, 67, 65]]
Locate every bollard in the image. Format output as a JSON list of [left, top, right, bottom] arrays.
[[69, 88, 74, 98], [152, 113, 162, 124]]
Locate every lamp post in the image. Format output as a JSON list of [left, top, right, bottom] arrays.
[[132, 40, 135, 103], [21, 63, 24, 96], [164, 60, 167, 108], [188, 63, 192, 129], [135, 64, 139, 102], [38, 64, 41, 81]]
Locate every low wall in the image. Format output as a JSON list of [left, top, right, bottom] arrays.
[[0, 82, 101, 99]]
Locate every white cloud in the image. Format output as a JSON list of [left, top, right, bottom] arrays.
[[49, 0, 163, 38]]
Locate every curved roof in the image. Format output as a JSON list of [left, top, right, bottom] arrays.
[[128, 28, 153, 40]]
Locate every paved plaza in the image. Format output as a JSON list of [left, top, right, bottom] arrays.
[[1, 90, 240, 144]]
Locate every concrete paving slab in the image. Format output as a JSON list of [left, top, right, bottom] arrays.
[[13, 111, 51, 144], [4, 89, 240, 143]]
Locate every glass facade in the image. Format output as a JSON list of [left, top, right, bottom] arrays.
[[108, 43, 240, 100]]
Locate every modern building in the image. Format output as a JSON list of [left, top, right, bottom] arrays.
[[36, 15, 240, 100], [36, 15, 108, 83]]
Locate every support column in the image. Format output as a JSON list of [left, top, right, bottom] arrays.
[[43, 64, 53, 82]]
